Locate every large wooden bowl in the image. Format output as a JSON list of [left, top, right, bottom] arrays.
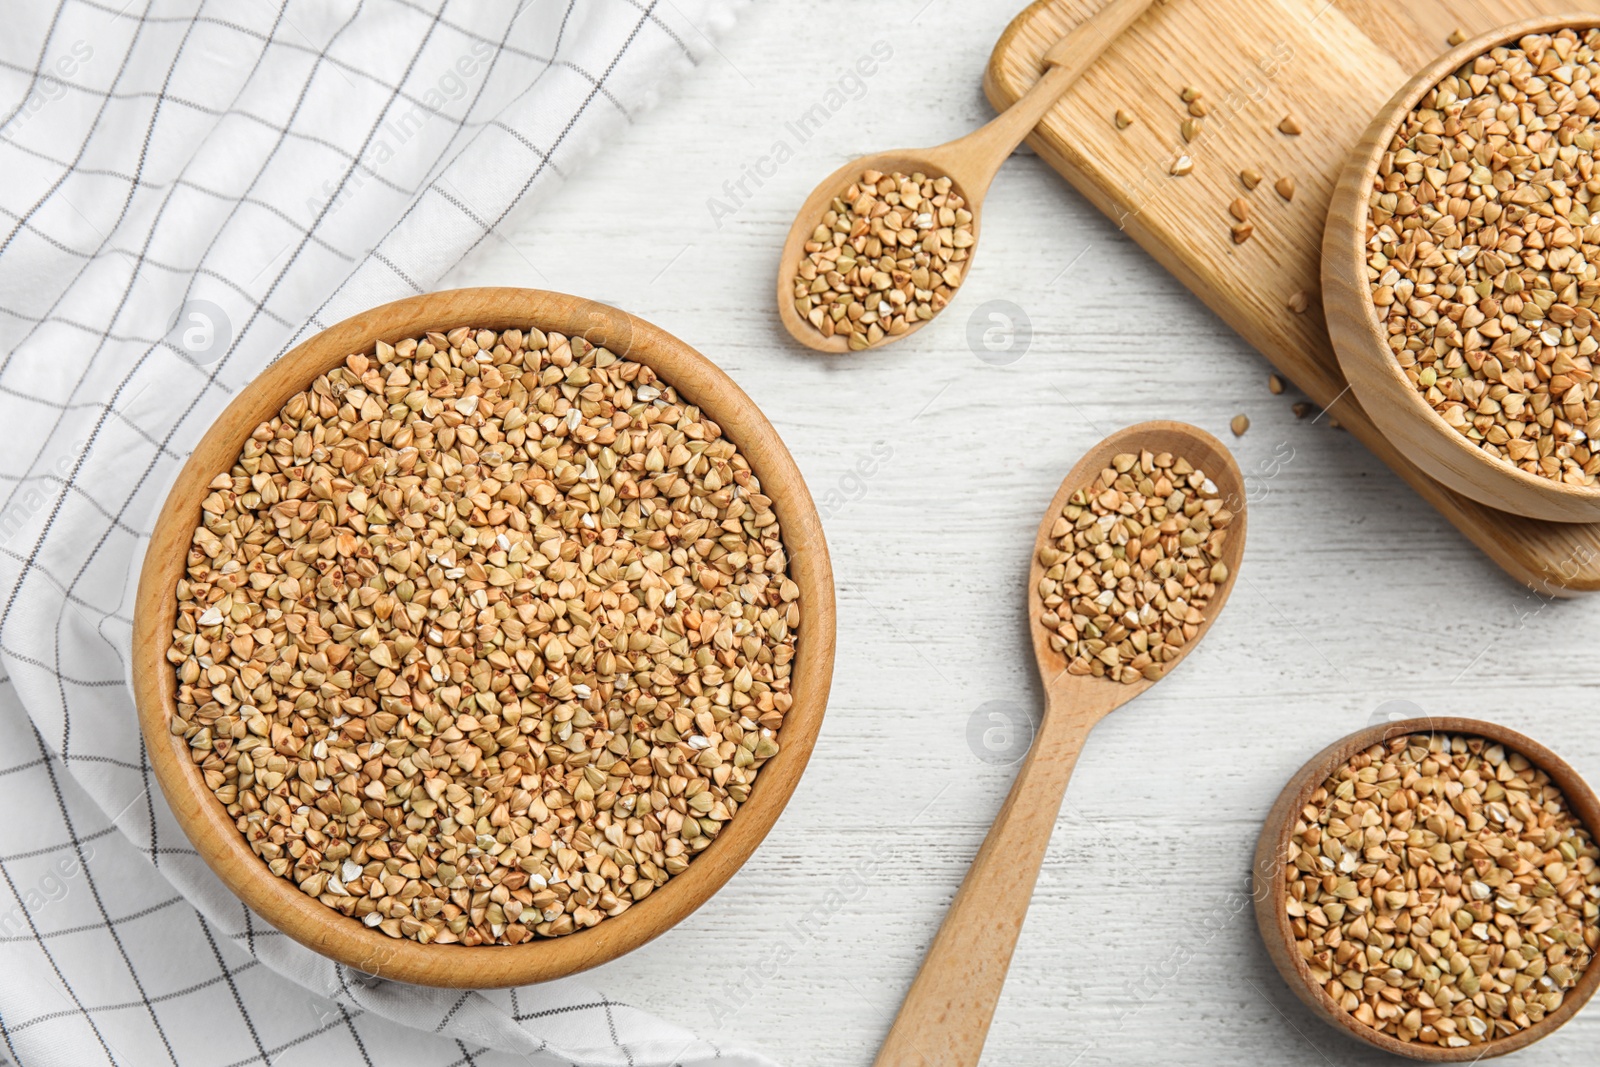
[[1253, 716, 1600, 1060], [132, 288, 836, 987], [1323, 16, 1600, 523]]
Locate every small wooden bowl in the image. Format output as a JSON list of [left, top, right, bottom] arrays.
[[132, 288, 836, 987], [1323, 16, 1600, 522], [1253, 716, 1600, 1060]]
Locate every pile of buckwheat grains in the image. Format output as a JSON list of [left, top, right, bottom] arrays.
[[1367, 29, 1600, 486], [791, 169, 973, 349], [1034, 450, 1232, 684], [1287, 733, 1600, 1048], [168, 325, 800, 946]]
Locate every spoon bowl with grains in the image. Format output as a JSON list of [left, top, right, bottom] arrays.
[[1255, 717, 1600, 1060], [1326, 17, 1600, 521], [776, 0, 1154, 353], [872, 421, 1246, 1067], [132, 288, 835, 988]]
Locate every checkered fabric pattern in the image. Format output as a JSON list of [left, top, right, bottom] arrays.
[[0, 2, 777, 1065]]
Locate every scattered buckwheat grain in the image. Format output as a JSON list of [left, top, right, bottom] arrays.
[[1035, 451, 1232, 684], [1286, 733, 1600, 1049], [170, 328, 800, 946]]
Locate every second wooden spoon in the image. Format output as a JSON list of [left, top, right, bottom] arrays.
[[776, 0, 1154, 354], [873, 421, 1247, 1066]]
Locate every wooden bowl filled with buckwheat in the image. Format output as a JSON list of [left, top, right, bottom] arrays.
[[1324, 17, 1600, 522], [1253, 717, 1600, 1060], [131, 288, 835, 987]]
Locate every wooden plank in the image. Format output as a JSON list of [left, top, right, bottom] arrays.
[[986, 0, 1600, 593]]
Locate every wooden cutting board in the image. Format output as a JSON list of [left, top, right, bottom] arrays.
[[987, 0, 1600, 594]]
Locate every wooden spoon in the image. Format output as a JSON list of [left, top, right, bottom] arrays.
[[776, 0, 1154, 354], [873, 421, 1247, 1067]]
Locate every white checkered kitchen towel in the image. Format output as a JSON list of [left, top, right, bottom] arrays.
[[0, 1, 779, 1065]]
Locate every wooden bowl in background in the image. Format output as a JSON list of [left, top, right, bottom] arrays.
[[1253, 716, 1600, 1060], [1323, 16, 1600, 523], [132, 288, 836, 987]]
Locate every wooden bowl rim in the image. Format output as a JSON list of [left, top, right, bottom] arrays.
[[131, 287, 836, 988], [1252, 716, 1600, 1060], [1324, 14, 1600, 517], [775, 150, 983, 355]]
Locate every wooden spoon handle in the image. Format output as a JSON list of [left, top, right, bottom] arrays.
[[1039, 0, 1153, 76], [872, 703, 1097, 1067], [934, 0, 1154, 198]]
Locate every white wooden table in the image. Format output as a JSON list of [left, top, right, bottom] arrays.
[[445, 2, 1600, 1062]]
